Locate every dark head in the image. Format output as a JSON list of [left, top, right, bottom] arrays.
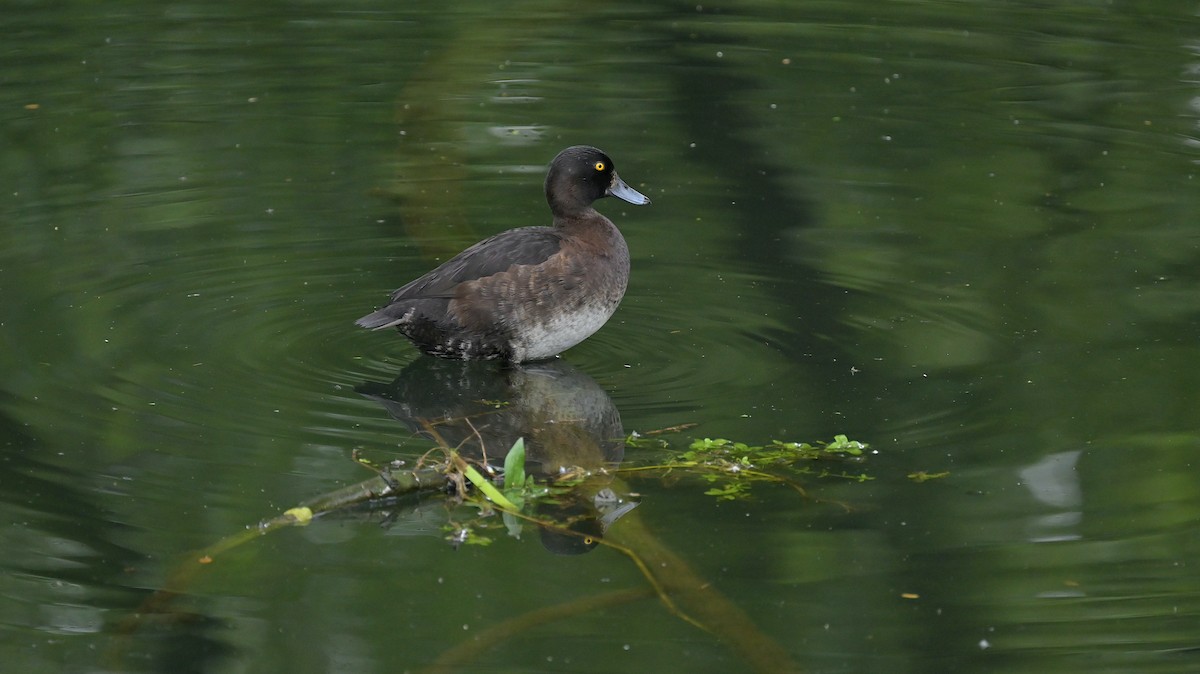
[[544, 145, 650, 218]]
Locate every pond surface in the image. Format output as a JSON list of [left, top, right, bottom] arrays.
[[3, 2, 1200, 673]]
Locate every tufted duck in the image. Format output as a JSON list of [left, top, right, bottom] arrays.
[[355, 145, 650, 362]]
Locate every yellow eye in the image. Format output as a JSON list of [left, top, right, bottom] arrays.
[[594, 161, 605, 171]]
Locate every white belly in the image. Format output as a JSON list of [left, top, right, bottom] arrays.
[[511, 302, 617, 361]]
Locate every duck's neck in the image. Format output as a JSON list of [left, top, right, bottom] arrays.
[[552, 205, 602, 226], [554, 211, 624, 255]]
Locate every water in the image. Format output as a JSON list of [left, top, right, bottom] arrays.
[[3, 2, 1200, 673]]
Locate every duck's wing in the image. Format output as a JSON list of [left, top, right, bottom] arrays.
[[356, 227, 566, 329], [389, 226, 564, 301]]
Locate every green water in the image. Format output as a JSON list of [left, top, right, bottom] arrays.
[[3, 2, 1199, 673]]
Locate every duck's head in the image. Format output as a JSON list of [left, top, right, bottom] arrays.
[[545, 145, 650, 217]]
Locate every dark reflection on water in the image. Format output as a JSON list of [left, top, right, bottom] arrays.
[[356, 358, 635, 555], [358, 359, 624, 474], [3, 0, 1200, 672]]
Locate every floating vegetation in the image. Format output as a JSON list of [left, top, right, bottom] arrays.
[[622, 433, 872, 501]]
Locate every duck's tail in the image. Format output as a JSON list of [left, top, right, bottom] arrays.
[[355, 308, 404, 330]]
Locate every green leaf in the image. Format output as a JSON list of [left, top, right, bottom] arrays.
[[463, 464, 518, 510], [503, 437, 527, 490], [825, 434, 866, 455]]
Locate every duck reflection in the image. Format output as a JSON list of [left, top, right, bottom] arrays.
[[356, 358, 636, 554]]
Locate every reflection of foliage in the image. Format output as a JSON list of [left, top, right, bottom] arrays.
[[907, 470, 951, 483], [623, 433, 871, 501]]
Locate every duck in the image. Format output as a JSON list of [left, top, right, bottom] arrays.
[[355, 145, 650, 362]]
